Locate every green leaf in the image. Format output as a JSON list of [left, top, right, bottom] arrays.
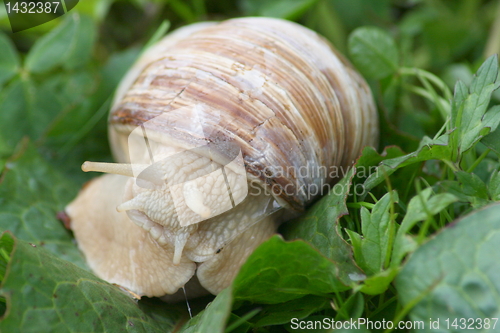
[[0, 33, 19, 87], [350, 191, 398, 275], [355, 146, 406, 173], [392, 188, 458, 266], [452, 55, 500, 154], [252, 295, 329, 327], [335, 292, 364, 320], [482, 125, 500, 156], [284, 168, 364, 286], [232, 236, 353, 304], [25, 14, 96, 74], [396, 203, 500, 330], [0, 76, 65, 150], [0, 232, 179, 332], [456, 171, 488, 200], [348, 26, 399, 79], [0, 233, 14, 282], [363, 135, 452, 192], [0, 144, 85, 268], [358, 268, 398, 295], [488, 170, 500, 201], [180, 288, 233, 333]]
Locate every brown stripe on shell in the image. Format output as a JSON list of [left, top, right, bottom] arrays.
[[110, 17, 378, 210]]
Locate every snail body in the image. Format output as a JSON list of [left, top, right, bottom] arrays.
[[65, 17, 378, 298]]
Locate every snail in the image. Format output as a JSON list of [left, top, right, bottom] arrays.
[[64, 17, 378, 300]]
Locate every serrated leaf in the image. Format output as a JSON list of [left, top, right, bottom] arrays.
[[357, 191, 398, 275], [180, 287, 233, 333], [395, 203, 500, 331], [438, 179, 490, 210], [283, 168, 363, 285], [0, 33, 19, 87], [26, 14, 96, 74], [470, 55, 499, 95], [232, 236, 354, 304], [348, 26, 399, 79], [451, 80, 468, 126], [0, 232, 179, 332], [452, 55, 500, 154], [456, 171, 488, 199], [0, 144, 84, 268], [391, 188, 458, 266]]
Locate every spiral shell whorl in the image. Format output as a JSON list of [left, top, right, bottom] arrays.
[[110, 17, 378, 211]]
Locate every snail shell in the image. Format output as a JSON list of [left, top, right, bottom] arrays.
[[65, 17, 378, 299]]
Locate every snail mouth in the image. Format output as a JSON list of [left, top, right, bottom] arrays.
[[124, 208, 193, 266]]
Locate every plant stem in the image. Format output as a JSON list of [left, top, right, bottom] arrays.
[[466, 148, 491, 173]]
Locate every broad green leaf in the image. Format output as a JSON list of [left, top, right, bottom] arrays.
[[348, 26, 399, 79], [0, 77, 64, 150], [26, 14, 96, 73], [392, 188, 458, 266], [44, 47, 140, 183], [180, 287, 233, 333], [348, 191, 398, 275], [284, 168, 363, 286], [396, 203, 500, 331], [0, 232, 179, 332], [252, 295, 329, 327], [232, 236, 354, 304], [0, 33, 19, 87], [0, 79, 33, 149], [0, 144, 84, 268], [239, 0, 319, 20]]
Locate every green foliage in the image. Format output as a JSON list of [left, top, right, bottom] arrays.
[[0, 144, 85, 268], [0, 34, 19, 87], [0, 232, 180, 332], [25, 14, 96, 73], [348, 26, 399, 79], [1, 0, 500, 332], [396, 203, 500, 331], [233, 236, 352, 304]]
